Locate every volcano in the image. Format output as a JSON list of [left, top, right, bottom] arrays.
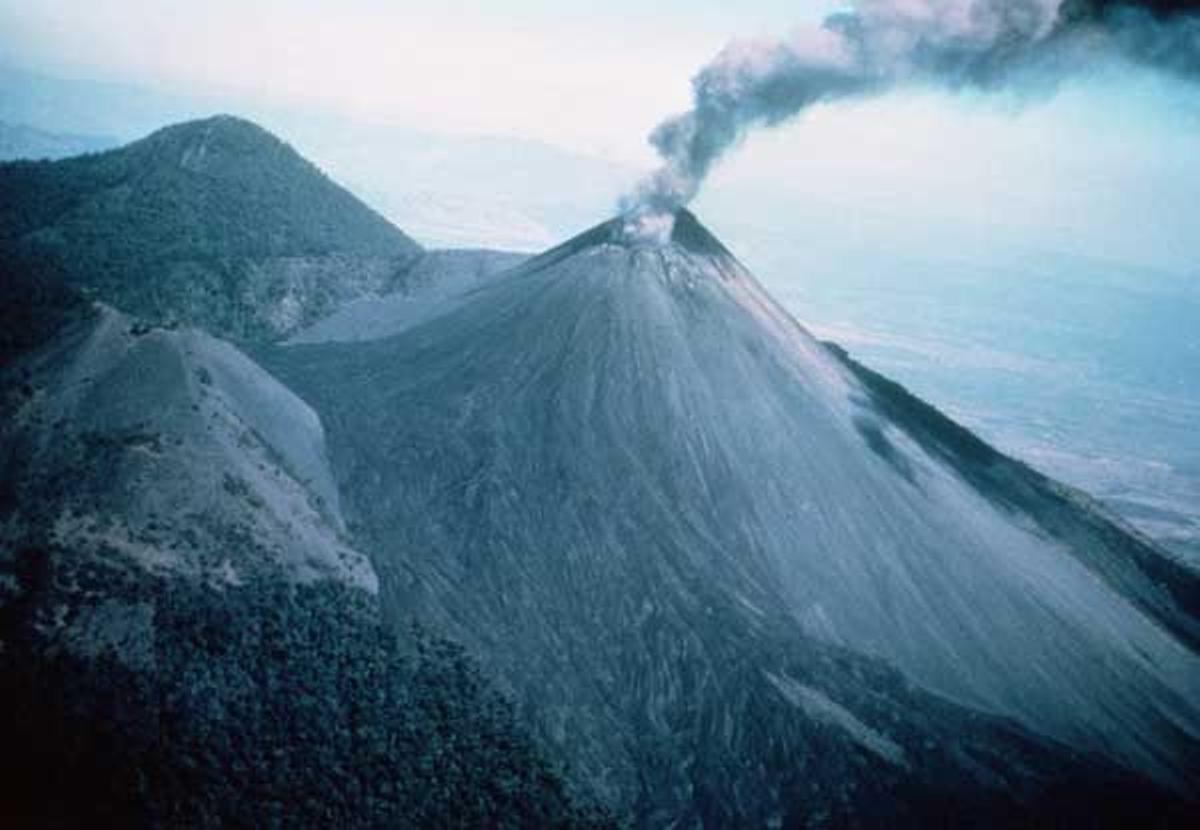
[[267, 211, 1199, 825]]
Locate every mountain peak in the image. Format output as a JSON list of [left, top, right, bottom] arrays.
[[155, 113, 265, 136], [665, 208, 735, 258], [132, 114, 299, 173], [0, 115, 423, 343], [517, 208, 739, 280]]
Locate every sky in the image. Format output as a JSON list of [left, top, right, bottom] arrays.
[[0, 0, 835, 162], [0, 0, 1197, 270]]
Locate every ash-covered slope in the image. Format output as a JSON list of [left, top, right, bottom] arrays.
[[0, 306, 600, 827], [0, 304, 372, 588], [287, 247, 529, 345], [0, 115, 422, 345], [268, 211, 1200, 824]]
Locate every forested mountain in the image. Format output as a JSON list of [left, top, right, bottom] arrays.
[[0, 115, 423, 346]]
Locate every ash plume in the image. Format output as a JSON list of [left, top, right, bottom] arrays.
[[621, 0, 1200, 243]]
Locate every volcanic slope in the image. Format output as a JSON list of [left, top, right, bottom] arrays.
[[287, 247, 528, 345], [0, 303, 373, 588], [0, 306, 599, 826], [268, 211, 1200, 824]]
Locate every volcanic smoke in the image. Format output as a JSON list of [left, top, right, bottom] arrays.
[[621, 0, 1200, 243]]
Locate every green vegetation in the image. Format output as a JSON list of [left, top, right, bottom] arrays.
[[0, 246, 90, 364], [0, 115, 422, 343], [0, 546, 610, 828]]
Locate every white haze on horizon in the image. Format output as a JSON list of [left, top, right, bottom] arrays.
[[0, 0, 837, 165]]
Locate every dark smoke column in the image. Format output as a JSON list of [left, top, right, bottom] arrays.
[[1061, 1, 1200, 22], [621, 0, 1200, 244], [1055, 0, 1200, 75]]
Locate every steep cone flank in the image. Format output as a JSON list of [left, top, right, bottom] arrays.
[[268, 211, 1199, 822]]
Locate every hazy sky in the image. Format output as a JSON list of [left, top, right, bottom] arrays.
[[0, 0, 835, 161], [2, 0, 1197, 269]]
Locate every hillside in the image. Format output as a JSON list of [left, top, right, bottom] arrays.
[[266, 211, 1199, 824], [0, 306, 605, 827], [0, 115, 423, 345], [287, 247, 529, 344], [0, 304, 375, 588]]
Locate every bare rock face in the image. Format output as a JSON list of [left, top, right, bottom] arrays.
[[268, 211, 1200, 825]]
